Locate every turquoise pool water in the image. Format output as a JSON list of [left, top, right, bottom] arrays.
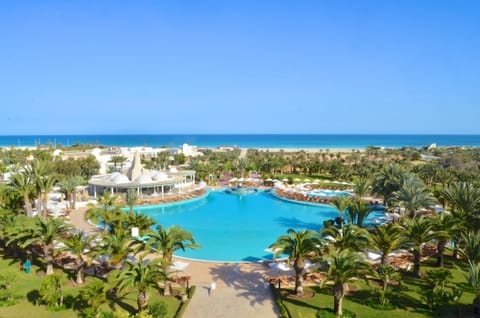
[[136, 190, 380, 262]]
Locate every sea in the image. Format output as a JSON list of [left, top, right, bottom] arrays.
[[1, 134, 479, 149]]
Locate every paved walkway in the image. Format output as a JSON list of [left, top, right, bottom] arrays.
[[68, 206, 280, 318], [182, 261, 279, 318]]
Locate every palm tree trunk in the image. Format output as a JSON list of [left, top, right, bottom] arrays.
[[163, 280, 171, 296], [413, 250, 421, 277], [76, 263, 85, 285], [45, 246, 54, 275], [294, 266, 304, 296], [436, 241, 445, 267], [43, 195, 49, 218], [137, 291, 149, 312], [23, 194, 32, 216], [72, 191, 77, 210], [381, 254, 388, 266], [333, 283, 344, 316]]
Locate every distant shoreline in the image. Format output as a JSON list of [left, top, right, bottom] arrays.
[[0, 134, 479, 149]]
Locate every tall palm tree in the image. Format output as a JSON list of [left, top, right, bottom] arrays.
[[61, 231, 98, 285], [125, 188, 140, 216], [114, 258, 167, 312], [8, 171, 34, 216], [329, 196, 352, 228], [442, 182, 480, 232], [146, 225, 200, 262], [323, 248, 371, 316], [38, 174, 56, 218], [14, 216, 73, 275], [401, 217, 435, 277], [348, 199, 372, 228], [58, 175, 84, 210], [394, 175, 436, 218], [352, 177, 371, 199], [371, 163, 406, 206], [432, 213, 462, 267], [26, 159, 51, 216], [270, 229, 322, 296], [321, 224, 369, 253], [85, 192, 124, 234]]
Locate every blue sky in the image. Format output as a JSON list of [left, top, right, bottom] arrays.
[[1, 1, 479, 134]]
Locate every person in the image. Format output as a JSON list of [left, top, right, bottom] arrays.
[[23, 259, 31, 274]]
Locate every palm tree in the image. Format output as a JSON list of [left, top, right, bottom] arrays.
[[401, 217, 435, 277], [125, 188, 140, 216], [348, 199, 372, 228], [58, 175, 84, 210], [8, 171, 34, 216], [377, 264, 400, 294], [370, 223, 404, 265], [1, 211, 28, 258], [61, 231, 98, 285], [126, 213, 157, 236], [352, 177, 371, 199], [114, 258, 167, 312], [329, 196, 352, 228], [85, 192, 124, 234], [432, 213, 462, 267], [323, 248, 371, 316], [442, 182, 480, 231], [371, 163, 406, 206], [38, 174, 56, 218], [270, 229, 322, 296], [14, 216, 73, 275], [98, 231, 136, 270], [459, 231, 480, 264], [26, 159, 51, 216], [146, 225, 200, 262], [321, 224, 369, 252], [394, 175, 436, 218], [78, 280, 108, 318]]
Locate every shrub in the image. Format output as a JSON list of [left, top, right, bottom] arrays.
[[316, 308, 356, 318], [148, 301, 168, 318], [39, 273, 65, 307], [188, 285, 196, 299]]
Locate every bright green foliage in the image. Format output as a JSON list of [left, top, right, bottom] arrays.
[[370, 223, 404, 265], [323, 248, 371, 316], [114, 258, 168, 312], [146, 225, 200, 262], [13, 216, 73, 275], [39, 273, 65, 307], [401, 217, 435, 277], [271, 229, 323, 296]]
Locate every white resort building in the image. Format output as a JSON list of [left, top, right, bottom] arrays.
[[88, 152, 196, 198]]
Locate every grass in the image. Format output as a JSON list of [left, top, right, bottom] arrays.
[[277, 255, 478, 318], [0, 250, 181, 318]]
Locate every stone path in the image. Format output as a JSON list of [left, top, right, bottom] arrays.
[[182, 262, 280, 318]]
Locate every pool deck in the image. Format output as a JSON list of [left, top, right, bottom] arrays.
[[68, 206, 280, 318]]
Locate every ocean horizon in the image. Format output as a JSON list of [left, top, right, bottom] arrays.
[[1, 134, 480, 149]]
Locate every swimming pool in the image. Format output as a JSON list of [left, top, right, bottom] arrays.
[[136, 190, 382, 262]]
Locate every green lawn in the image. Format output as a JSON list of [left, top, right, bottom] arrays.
[[0, 251, 181, 318], [278, 256, 478, 318]]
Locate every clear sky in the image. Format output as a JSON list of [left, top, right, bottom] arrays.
[[1, 1, 479, 135]]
